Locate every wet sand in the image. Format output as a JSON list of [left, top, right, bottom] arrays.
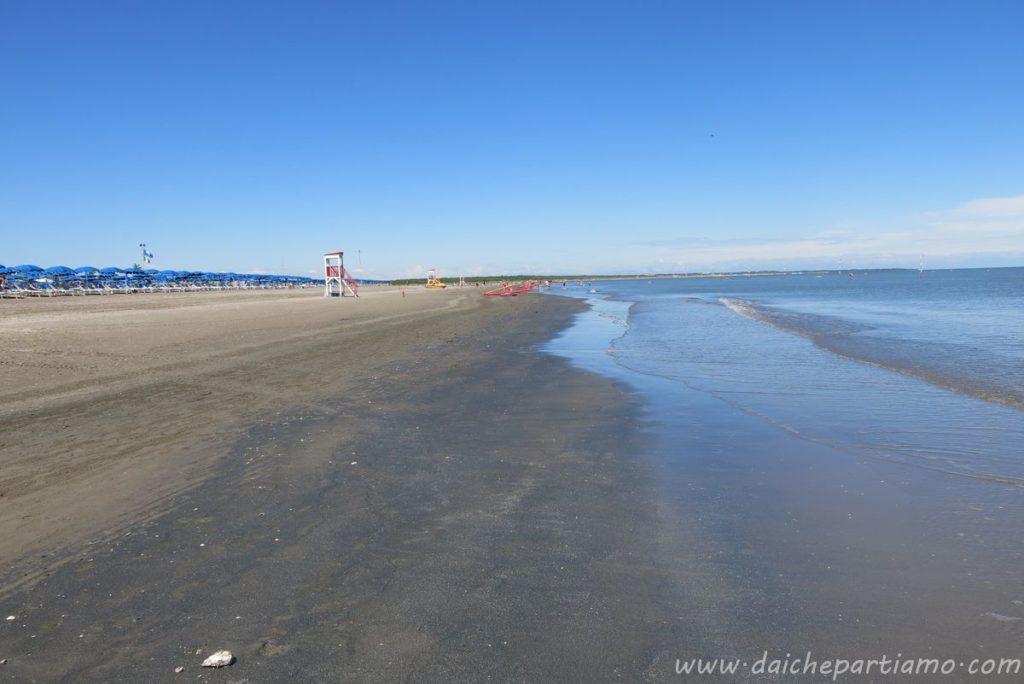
[[0, 289, 696, 681]]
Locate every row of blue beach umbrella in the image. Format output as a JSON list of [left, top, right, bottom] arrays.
[[0, 264, 319, 292]]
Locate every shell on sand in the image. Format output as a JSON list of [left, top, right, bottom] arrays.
[[200, 651, 234, 668]]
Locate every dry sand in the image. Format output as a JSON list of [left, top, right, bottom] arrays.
[[0, 286, 502, 589]]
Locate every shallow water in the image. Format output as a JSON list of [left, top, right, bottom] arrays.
[[543, 270, 1024, 677], [551, 269, 1024, 485]]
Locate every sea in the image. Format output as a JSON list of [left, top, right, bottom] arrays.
[[544, 267, 1024, 673]]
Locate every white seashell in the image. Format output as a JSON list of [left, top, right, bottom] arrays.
[[201, 650, 235, 668]]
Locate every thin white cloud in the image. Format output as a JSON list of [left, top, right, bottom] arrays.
[[952, 194, 1024, 218], [626, 193, 1024, 271]]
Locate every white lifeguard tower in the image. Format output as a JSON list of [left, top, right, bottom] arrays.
[[324, 251, 359, 297]]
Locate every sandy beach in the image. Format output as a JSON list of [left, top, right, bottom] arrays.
[[1, 287, 480, 588], [5, 279, 1023, 683], [0, 288, 693, 681]]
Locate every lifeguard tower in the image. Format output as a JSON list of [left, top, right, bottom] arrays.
[[425, 269, 446, 289], [324, 251, 359, 297]]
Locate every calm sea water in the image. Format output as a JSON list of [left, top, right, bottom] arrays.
[[543, 268, 1024, 670], [548, 268, 1024, 486]]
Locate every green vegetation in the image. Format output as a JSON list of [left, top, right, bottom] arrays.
[[388, 275, 609, 286], [388, 270, 849, 286]]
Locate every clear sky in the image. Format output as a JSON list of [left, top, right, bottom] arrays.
[[2, 1, 1023, 278]]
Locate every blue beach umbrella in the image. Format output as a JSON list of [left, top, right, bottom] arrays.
[[12, 264, 43, 272], [121, 267, 145, 285], [44, 266, 75, 285], [97, 267, 124, 287], [74, 266, 100, 285]]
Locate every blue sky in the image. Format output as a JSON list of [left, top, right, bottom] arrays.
[[2, 1, 1022, 278]]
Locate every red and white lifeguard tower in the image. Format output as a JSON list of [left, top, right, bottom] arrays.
[[324, 251, 359, 297]]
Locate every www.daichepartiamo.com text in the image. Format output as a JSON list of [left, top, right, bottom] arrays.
[[676, 651, 1022, 679]]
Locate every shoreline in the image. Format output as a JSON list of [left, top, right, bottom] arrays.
[[548, 285, 1024, 680], [0, 289, 696, 680]]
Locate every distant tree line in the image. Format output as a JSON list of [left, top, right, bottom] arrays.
[[387, 270, 855, 286], [388, 274, 627, 286]]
